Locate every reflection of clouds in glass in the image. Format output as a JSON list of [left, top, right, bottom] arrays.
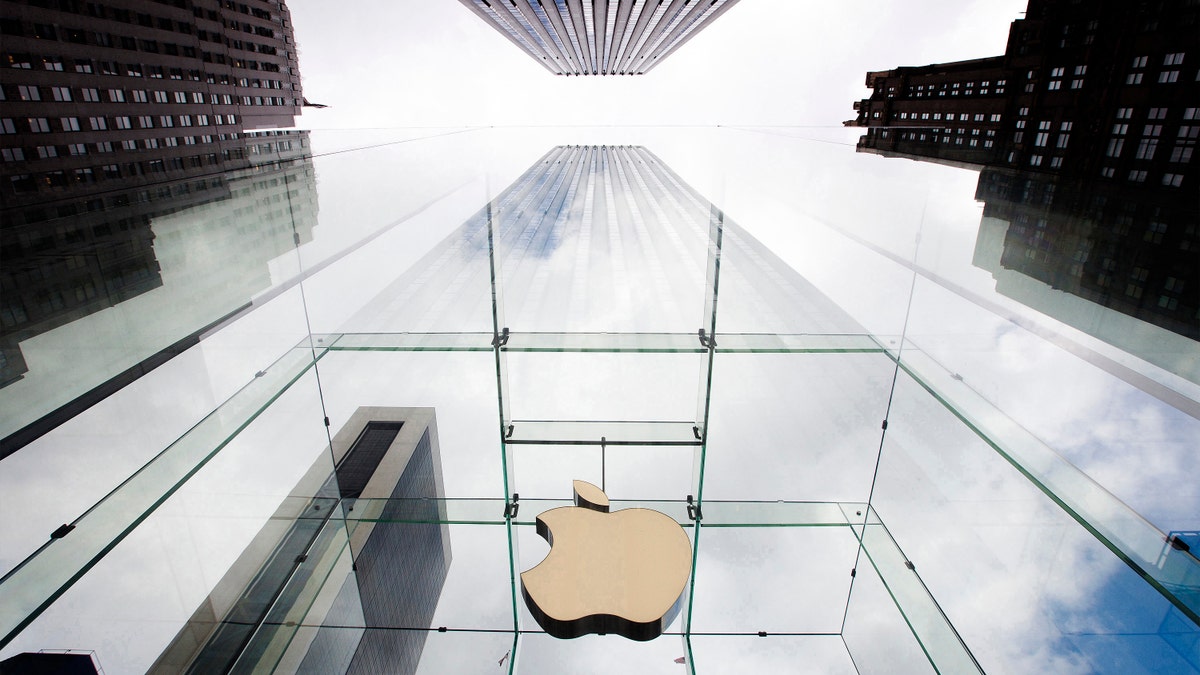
[[875, 368, 1195, 674]]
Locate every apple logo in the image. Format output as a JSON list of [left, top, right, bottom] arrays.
[[520, 480, 693, 641]]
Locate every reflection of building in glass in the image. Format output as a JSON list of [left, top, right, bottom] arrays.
[[0, 130, 317, 453], [457, 0, 741, 75], [972, 168, 1198, 341], [348, 144, 860, 336], [848, 0, 1199, 341], [0, 0, 312, 449], [151, 407, 452, 675]]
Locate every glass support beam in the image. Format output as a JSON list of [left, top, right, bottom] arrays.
[[322, 331, 884, 354], [850, 507, 985, 675]]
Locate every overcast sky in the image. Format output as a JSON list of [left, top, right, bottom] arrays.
[[286, 0, 1029, 128]]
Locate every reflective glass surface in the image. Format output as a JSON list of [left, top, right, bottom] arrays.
[[1, 68, 1198, 674]]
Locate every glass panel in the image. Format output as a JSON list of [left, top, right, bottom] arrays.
[[898, 349, 1200, 620], [312, 350, 504, 498], [874, 369, 1200, 674], [515, 632, 689, 673], [2, 367, 332, 672], [843, 555, 937, 675], [689, 526, 859, 634], [700, 501, 862, 527], [853, 515, 983, 674], [688, 635, 857, 673], [0, 345, 324, 647], [702, 352, 894, 502]]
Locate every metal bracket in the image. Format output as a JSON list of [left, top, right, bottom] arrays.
[[697, 328, 716, 349], [686, 494, 702, 522], [1166, 534, 1191, 553], [505, 424, 514, 439], [504, 493, 520, 519], [50, 524, 75, 539], [492, 327, 510, 348]]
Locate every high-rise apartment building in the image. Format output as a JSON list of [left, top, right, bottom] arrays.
[[0, 0, 304, 211], [0, 0, 311, 453], [457, 0, 741, 75], [848, 0, 1198, 347]]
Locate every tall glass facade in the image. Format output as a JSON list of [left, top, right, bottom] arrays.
[[1, 126, 1197, 674]]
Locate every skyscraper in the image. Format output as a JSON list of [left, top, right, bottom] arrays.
[[847, 0, 1198, 352], [0, 0, 305, 211], [149, 407, 452, 675], [0, 0, 313, 453], [456, 0, 742, 75]]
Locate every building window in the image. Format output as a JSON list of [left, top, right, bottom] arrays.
[[89, 116, 107, 130], [1127, 73, 1144, 85], [68, 143, 86, 156], [1132, 55, 1149, 68], [1135, 139, 1158, 160], [60, 117, 81, 131], [28, 117, 51, 133], [1030, 154, 1043, 166], [1107, 139, 1124, 157], [0, 147, 24, 161], [108, 89, 125, 102], [1128, 169, 1147, 182], [51, 86, 72, 102], [138, 115, 153, 128], [1035, 132, 1050, 147], [1101, 166, 1115, 178], [132, 89, 148, 103], [174, 91, 187, 103], [115, 116, 131, 129], [18, 85, 41, 101], [1162, 173, 1183, 187], [1056, 134, 1070, 149], [1164, 52, 1185, 66], [81, 87, 100, 102]]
